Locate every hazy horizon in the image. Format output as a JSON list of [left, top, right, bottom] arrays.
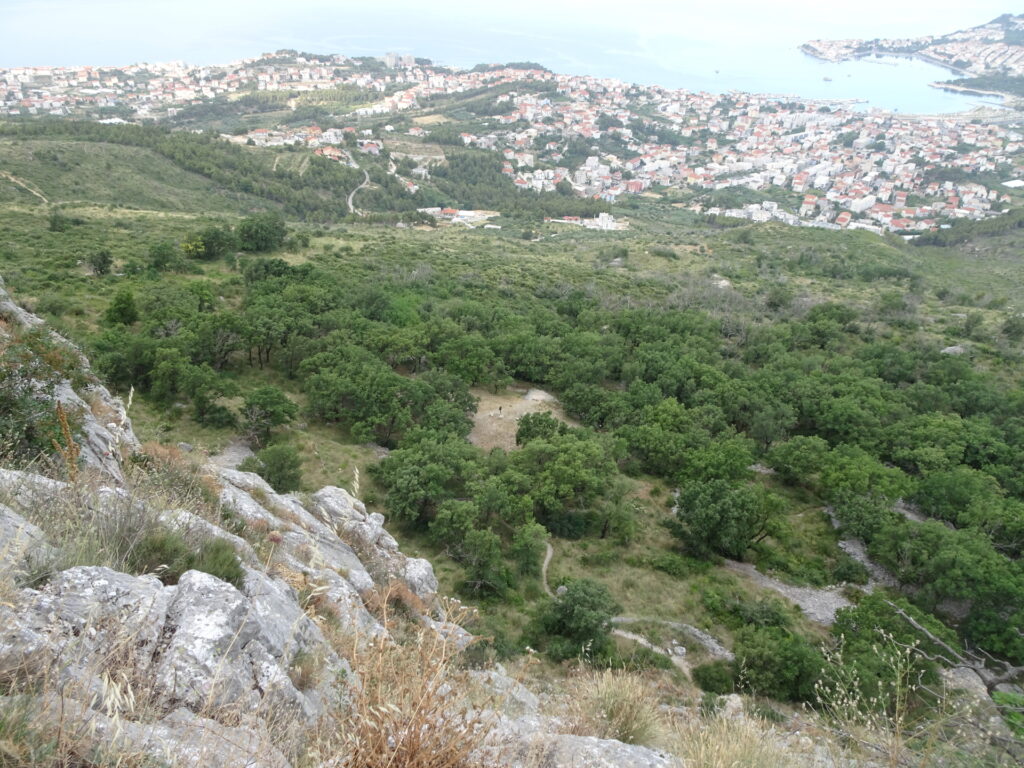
[[0, 1, 1015, 72]]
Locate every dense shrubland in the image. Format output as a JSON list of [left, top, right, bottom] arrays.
[[1, 126, 1022, 734], [55, 234, 1023, 670]]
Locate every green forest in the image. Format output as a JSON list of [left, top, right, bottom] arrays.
[[1, 123, 1023, 732]]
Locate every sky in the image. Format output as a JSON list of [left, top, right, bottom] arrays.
[[0, 0, 1015, 73]]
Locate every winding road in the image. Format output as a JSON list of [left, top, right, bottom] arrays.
[[347, 169, 370, 215]]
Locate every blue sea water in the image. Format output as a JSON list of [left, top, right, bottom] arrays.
[[0, 2, 1010, 114], [321, 19, 1001, 114]]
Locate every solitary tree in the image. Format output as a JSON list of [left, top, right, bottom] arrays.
[[240, 444, 303, 492], [674, 480, 785, 559], [242, 386, 298, 446], [87, 249, 113, 276], [103, 287, 138, 325], [238, 212, 287, 252]]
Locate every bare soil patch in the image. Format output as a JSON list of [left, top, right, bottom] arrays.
[[468, 386, 576, 453], [412, 114, 451, 125]]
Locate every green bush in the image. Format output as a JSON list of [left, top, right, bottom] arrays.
[[128, 530, 244, 588], [692, 660, 736, 694], [830, 553, 870, 585], [239, 444, 303, 493], [734, 626, 823, 703], [0, 331, 85, 463], [533, 579, 621, 662], [648, 246, 678, 260], [994, 692, 1024, 737], [612, 646, 674, 672], [192, 539, 246, 588], [646, 552, 705, 579], [103, 287, 139, 325], [701, 587, 792, 630]]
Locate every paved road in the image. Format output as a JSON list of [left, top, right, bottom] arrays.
[[347, 169, 370, 215]]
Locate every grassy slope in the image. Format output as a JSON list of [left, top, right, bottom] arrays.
[[0, 138, 272, 213], [2, 137, 1022, 674]]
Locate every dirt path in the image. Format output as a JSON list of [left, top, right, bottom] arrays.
[[208, 438, 254, 470], [541, 542, 555, 598], [0, 172, 48, 203], [724, 561, 852, 626], [611, 617, 734, 661], [540, 538, 732, 664], [611, 628, 690, 672], [468, 387, 577, 453]]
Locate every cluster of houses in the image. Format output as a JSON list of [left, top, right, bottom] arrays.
[[0, 55, 373, 117], [408, 72, 1020, 233], [218, 61, 1021, 233], [0, 51, 553, 118], [804, 14, 1024, 77], [5, 48, 1021, 235]]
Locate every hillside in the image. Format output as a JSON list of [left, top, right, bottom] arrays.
[[0, 138, 275, 213], [1, 277, 701, 767], [1, 118, 1024, 766]]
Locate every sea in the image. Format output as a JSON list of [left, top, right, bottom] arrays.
[[0, 2, 1013, 115], [339, 20, 1004, 114]]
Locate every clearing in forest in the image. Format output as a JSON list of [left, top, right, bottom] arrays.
[[468, 386, 577, 452]]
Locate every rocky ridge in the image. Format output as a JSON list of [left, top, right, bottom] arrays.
[[0, 278, 680, 766]]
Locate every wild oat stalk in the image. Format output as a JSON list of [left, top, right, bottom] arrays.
[[51, 402, 80, 483]]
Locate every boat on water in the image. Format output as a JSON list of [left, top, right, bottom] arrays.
[[823, 76, 832, 82]]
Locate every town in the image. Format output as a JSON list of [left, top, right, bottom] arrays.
[[3, 46, 1021, 235], [803, 13, 1024, 77]]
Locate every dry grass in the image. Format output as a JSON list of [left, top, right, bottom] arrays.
[[87, 391, 121, 426], [812, 636, 1022, 767], [411, 115, 450, 125], [288, 649, 326, 692], [0, 695, 154, 768], [564, 669, 665, 746], [362, 578, 429, 622], [669, 714, 793, 768], [1, 449, 222, 589], [309, 592, 496, 768]]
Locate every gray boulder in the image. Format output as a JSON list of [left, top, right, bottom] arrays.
[[154, 569, 265, 711], [15, 693, 291, 768], [0, 468, 68, 512], [35, 566, 170, 665], [312, 485, 439, 599], [0, 502, 52, 572], [486, 715, 680, 768], [0, 602, 53, 682], [0, 275, 44, 329]]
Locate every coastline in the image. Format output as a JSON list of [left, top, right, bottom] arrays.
[[800, 45, 970, 77], [799, 43, 1020, 108], [927, 81, 1007, 99]]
